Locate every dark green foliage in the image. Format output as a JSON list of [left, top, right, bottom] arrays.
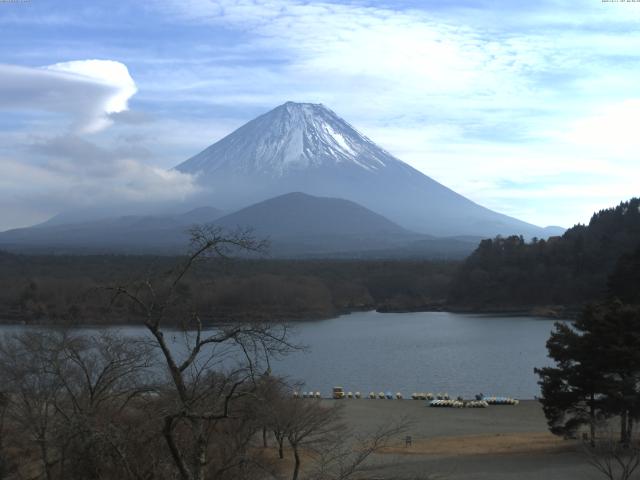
[[535, 306, 608, 440], [449, 198, 640, 311], [608, 245, 640, 305], [536, 301, 640, 444], [0, 253, 458, 325]]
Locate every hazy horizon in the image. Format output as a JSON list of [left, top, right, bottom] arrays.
[[2, 0, 640, 231]]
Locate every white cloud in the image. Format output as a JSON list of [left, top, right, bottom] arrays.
[[144, 0, 640, 227], [0, 58, 205, 230], [564, 99, 640, 154], [0, 59, 137, 133], [46, 60, 137, 122], [3, 1, 640, 229], [150, 1, 539, 112], [0, 151, 199, 231]]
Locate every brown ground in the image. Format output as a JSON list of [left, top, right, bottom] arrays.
[[314, 399, 601, 480], [381, 432, 571, 456]]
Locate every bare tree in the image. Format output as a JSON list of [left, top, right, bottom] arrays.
[[260, 394, 410, 480], [252, 375, 293, 458], [257, 375, 306, 454], [109, 225, 297, 480], [0, 332, 67, 480], [583, 421, 640, 480], [0, 330, 160, 480], [0, 391, 10, 478], [52, 332, 159, 480], [282, 400, 344, 480], [2, 226, 417, 480], [308, 418, 411, 480]]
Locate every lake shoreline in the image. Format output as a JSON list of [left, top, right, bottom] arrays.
[[0, 311, 554, 398], [0, 302, 578, 327], [377, 304, 575, 319]]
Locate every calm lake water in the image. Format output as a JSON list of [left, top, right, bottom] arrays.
[[0, 311, 562, 399], [276, 311, 561, 399]]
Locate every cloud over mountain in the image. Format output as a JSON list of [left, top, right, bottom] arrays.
[[0, 60, 199, 230], [2, 1, 640, 229], [0, 60, 137, 133]]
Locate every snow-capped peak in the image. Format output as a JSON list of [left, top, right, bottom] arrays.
[[176, 102, 393, 177], [173, 102, 550, 239]]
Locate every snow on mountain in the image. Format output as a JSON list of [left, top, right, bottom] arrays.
[[180, 102, 389, 176], [176, 102, 552, 238]]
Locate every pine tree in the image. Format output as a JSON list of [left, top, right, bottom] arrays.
[[536, 302, 640, 445], [535, 308, 607, 444]]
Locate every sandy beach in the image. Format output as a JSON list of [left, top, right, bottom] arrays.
[[318, 399, 600, 480]]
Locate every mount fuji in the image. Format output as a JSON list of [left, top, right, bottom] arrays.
[[177, 102, 556, 238], [0, 102, 562, 256]]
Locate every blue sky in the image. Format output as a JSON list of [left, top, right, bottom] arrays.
[[1, 0, 639, 230]]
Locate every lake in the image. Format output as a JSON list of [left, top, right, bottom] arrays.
[[0, 311, 562, 399], [275, 311, 560, 399]]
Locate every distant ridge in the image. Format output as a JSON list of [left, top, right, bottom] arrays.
[[0, 193, 478, 258], [176, 101, 557, 238], [214, 192, 409, 237], [0, 207, 224, 253], [449, 197, 640, 311]]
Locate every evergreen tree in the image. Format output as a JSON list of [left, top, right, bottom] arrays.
[[450, 197, 640, 310], [587, 302, 640, 446], [536, 302, 640, 445], [535, 308, 607, 444], [608, 245, 640, 305]]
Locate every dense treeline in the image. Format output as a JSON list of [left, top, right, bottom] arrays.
[[449, 198, 640, 315], [0, 251, 457, 325], [535, 248, 640, 474], [4, 197, 639, 324]]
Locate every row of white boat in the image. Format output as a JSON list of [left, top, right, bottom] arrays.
[[429, 397, 519, 408], [430, 399, 489, 408], [293, 391, 519, 406], [411, 392, 450, 400], [295, 391, 324, 399]]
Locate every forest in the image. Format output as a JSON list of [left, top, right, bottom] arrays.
[[448, 198, 640, 316], [0, 250, 457, 325], [1, 198, 639, 325]]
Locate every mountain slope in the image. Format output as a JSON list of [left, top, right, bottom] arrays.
[[210, 192, 423, 256], [209, 192, 478, 257], [0, 207, 224, 253], [34, 206, 223, 229], [176, 102, 552, 238], [214, 192, 408, 237], [0, 193, 478, 258], [448, 197, 640, 312]]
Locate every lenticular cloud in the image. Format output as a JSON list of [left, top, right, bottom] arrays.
[[0, 59, 137, 133]]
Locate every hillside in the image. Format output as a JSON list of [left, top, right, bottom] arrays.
[[176, 102, 557, 238], [0, 192, 478, 258], [448, 198, 640, 314], [0, 207, 224, 254], [214, 192, 409, 237]]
